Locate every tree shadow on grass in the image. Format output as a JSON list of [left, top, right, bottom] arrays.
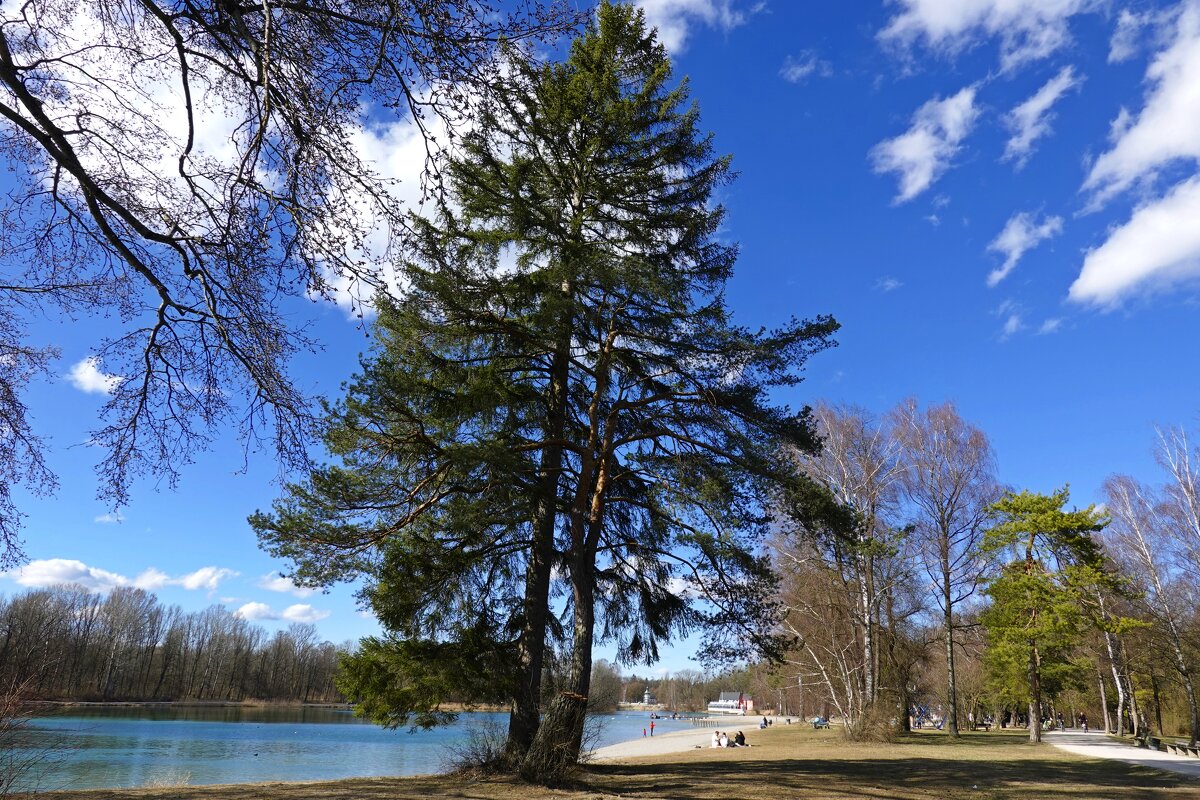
[[585, 755, 1200, 800]]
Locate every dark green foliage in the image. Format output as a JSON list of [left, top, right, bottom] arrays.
[[252, 1, 835, 779]]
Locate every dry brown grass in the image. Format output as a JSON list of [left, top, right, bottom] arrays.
[[16, 725, 1200, 800]]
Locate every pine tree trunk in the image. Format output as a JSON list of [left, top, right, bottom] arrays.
[[1028, 642, 1042, 743], [521, 561, 596, 783], [507, 312, 572, 762]]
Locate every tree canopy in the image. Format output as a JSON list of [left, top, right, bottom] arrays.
[[0, 0, 577, 565]]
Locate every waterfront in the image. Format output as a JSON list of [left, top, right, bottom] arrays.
[[14, 706, 707, 790]]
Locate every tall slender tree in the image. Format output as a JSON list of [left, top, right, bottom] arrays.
[[891, 399, 998, 737], [785, 403, 903, 726]]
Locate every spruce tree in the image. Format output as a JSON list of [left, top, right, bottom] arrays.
[[252, 1, 837, 779]]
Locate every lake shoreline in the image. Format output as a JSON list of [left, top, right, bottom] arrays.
[[11, 727, 1189, 800], [29, 700, 511, 712]]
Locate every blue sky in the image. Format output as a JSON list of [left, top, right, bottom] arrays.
[[5, 0, 1200, 675]]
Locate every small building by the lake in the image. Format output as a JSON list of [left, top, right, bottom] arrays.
[[707, 691, 753, 715]]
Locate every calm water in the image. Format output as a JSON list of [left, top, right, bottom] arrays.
[[15, 706, 702, 790]]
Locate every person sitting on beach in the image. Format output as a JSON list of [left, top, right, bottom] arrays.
[[734, 731, 746, 747], [719, 732, 730, 748], [711, 730, 721, 748]]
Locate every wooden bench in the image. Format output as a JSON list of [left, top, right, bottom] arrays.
[[972, 722, 992, 731]]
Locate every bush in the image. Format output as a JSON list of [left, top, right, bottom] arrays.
[[443, 719, 512, 777], [843, 704, 901, 743], [0, 676, 61, 796]]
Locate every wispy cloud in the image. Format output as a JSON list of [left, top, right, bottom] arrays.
[[1084, 4, 1200, 205], [235, 602, 330, 623], [67, 357, 120, 395], [1003, 66, 1083, 168], [1001, 314, 1023, 338], [987, 211, 1063, 287], [257, 572, 318, 598], [1071, 5, 1200, 305], [871, 86, 979, 203], [1, 559, 238, 594], [994, 299, 1025, 341], [1110, 9, 1153, 63], [94, 511, 124, 524], [632, 0, 753, 53], [1038, 318, 1064, 334], [780, 51, 832, 83], [874, 277, 904, 292], [879, 0, 1101, 70]]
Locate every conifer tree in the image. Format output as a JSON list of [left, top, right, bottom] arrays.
[[980, 488, 1114, 743], [252, 1, 836, 778]]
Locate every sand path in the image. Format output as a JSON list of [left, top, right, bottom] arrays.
[[591, 726, 758, 761], [1045, 730, 1200, 779]]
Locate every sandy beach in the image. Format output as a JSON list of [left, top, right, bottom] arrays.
[[591, 725, 757, 760]]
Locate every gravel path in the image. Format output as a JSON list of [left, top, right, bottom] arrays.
[[1045, 730, 1200, 779]]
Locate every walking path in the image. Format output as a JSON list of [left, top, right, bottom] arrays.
[[1045, 730, 1200, 779]]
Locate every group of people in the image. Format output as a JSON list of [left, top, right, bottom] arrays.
[[710, 730, 748, 748]]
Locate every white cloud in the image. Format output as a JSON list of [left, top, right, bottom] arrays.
[[282, 604, 331, 623], [880, 0, 1100, 70], [1084, 3, 1200, 204], [132, 568, 171, 590], [1110, 9, 1152, 63], [1, 558, 238, 594], [1071, 174, 1200, 305], [235, 601, 330, 623], [1001, 313, 1024, 339], [1038, 318, 1064, 334], [633, 0, 751, 53], [93, 511, 124, 524], [4, 558, 128, 593], [178, 566, 238, 591], [871, 86, 979, 203], [780, 51, 832, 83], [257, 573, 318, 598], [235, 601, 277, 622], [1003, 66, 1083, 168], [874, 277, 904, 292], [986, 211, 1063, 287], [67, 357, 120, 395]]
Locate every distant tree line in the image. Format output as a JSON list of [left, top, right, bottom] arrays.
[[0, 585, 343, 703]]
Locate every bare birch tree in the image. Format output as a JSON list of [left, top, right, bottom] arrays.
[[785, 403, 904, 725], [891, 399, 998, 737], [1103, 473, 1200, 743]]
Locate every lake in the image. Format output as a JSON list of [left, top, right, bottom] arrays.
[[13, 706, 706, 790]]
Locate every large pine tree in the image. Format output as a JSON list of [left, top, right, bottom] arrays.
[[253, 2, 836, 780]]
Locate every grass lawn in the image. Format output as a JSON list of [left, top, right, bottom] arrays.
[[19, 725, 1200, 800]]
